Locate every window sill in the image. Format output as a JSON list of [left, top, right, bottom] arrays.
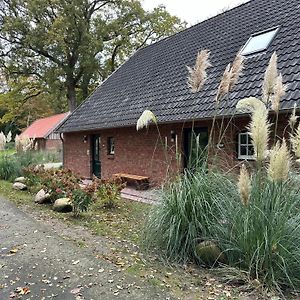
[[107, 154, 115, 160], [238, 156, 255, 161]]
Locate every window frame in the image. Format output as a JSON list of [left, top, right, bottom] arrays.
[[240, 27, 279, 56], [107, 137, 115, 155], [238, 132, 255, 160]]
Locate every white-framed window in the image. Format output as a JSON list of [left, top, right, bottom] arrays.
[[107, 137, 115, 155], [240, 27, 279, 56], [238, 132, 255, 160]]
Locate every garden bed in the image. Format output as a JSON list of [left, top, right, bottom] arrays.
[[0, 180, 285, 300]]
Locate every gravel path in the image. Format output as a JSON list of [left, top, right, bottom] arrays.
[[0, 197, 171, 300]]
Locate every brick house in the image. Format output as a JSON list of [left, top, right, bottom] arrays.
[[21, 112, 69, 151], [57, 0, 300, 185]]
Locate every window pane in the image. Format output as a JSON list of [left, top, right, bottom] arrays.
[[240, 146, 247, 156], [241, 28, 278, 55], [248, 145, 255, 156], [240, 133, 247, 144], [108, 137, 115, 155]]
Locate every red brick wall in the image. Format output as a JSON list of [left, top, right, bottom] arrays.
[[45, 139, 63, 151], [63, 132, 91, 178], [63, 112, 292, 184]]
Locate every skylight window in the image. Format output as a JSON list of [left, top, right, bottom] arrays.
[[241, 28, 279, 55]]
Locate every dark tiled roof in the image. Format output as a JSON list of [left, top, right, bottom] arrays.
[[58, 0, 300, 133]]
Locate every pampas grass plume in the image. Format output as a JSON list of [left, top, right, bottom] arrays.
[[136, 110, 157, 131], [248, 104, 270, 162], [216, 63, 231, 103], [238, 164, 251, 206], [262, 52, 278, 104], [289, 103, 298, 130], [229, 54, 244, 90], [271, 74, 286, 112], [187, 50, 211, 93], [291, 123, 300, 158], [268, 139, 290, 182], [236, 97, 266, 113]]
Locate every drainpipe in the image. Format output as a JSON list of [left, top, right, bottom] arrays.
[[60, 133, 64, 167]]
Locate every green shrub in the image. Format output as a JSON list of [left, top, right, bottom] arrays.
[[72, 188, 93, 217], [144, 169, 237, 263], [97, 179, 124, 209]]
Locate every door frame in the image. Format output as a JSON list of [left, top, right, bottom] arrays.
[[91, 134, 101, 178], [183, 127, 208, 169]]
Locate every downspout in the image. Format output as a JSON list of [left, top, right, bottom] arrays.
[[60, 133, 64, 167]]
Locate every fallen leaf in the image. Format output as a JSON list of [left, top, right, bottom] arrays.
[[9, 248, 18, 255], [15, 287, 30, 295], [70, 287, 82, 294]]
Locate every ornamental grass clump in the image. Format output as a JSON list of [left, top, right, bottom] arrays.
[[212, 174, 300, 291], [144, 167, 238, 263]]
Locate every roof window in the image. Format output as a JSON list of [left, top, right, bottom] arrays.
[[241, 27, 279, 55]]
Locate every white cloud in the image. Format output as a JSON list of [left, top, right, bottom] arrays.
[[142, 0, 248, 25]]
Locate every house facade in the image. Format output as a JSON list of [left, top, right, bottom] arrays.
[[58, 0, 300, 185], [21, 112, 69, 151]]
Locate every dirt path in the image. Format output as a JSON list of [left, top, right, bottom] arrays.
[[0, 197, 171, 300]]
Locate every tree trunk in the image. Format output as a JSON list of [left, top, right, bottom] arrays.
[[80, 73, 91, 101], [66, 80, 77, 112]]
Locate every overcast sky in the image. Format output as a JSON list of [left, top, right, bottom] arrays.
[[142, 0, 249, 25]]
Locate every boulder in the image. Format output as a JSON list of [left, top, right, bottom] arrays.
[[53, 198, 72, 213], [37, 163, 63, 170], [34, 189, 51, 204], [195, 241, 226, 266], [14, 177, 26, 184], [13, 182, 27, 191]]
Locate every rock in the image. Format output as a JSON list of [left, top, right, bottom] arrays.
[[13, 182, 27, 191], [14, 177, 26, 184], [53, 198, 72, 213], [34, 189, 51, 204], [37, 163, 63, 170], [195, 241, 226, 266]]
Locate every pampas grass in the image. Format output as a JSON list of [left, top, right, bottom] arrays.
[[212, 175, 300, 291], [236, 97, 265, 113], [262, 52, 278, 104], [289, 103, 298, 132], [15, 134, 34, 152], [216, 63, 231, 103], [187, 50, 211, 93], [0, 132, 6, 151], [291, 123, 300, 158], [238, 164, 251, 206], [136, 110, 157, 131], [248, 104, 270, 163], [229, 54, 244, 91], [144, 168, 238, 263], [271, 74, 286, 113], [268, 139, 290, 182]]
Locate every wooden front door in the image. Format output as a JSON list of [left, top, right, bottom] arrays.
[[91, 135, 101, 177], [183, 127, 208, 171]]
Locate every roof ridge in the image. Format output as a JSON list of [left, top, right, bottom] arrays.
[[138, 0, 251, 53]]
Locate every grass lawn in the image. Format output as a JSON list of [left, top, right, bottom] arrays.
[[0, 180, 269, 299]]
